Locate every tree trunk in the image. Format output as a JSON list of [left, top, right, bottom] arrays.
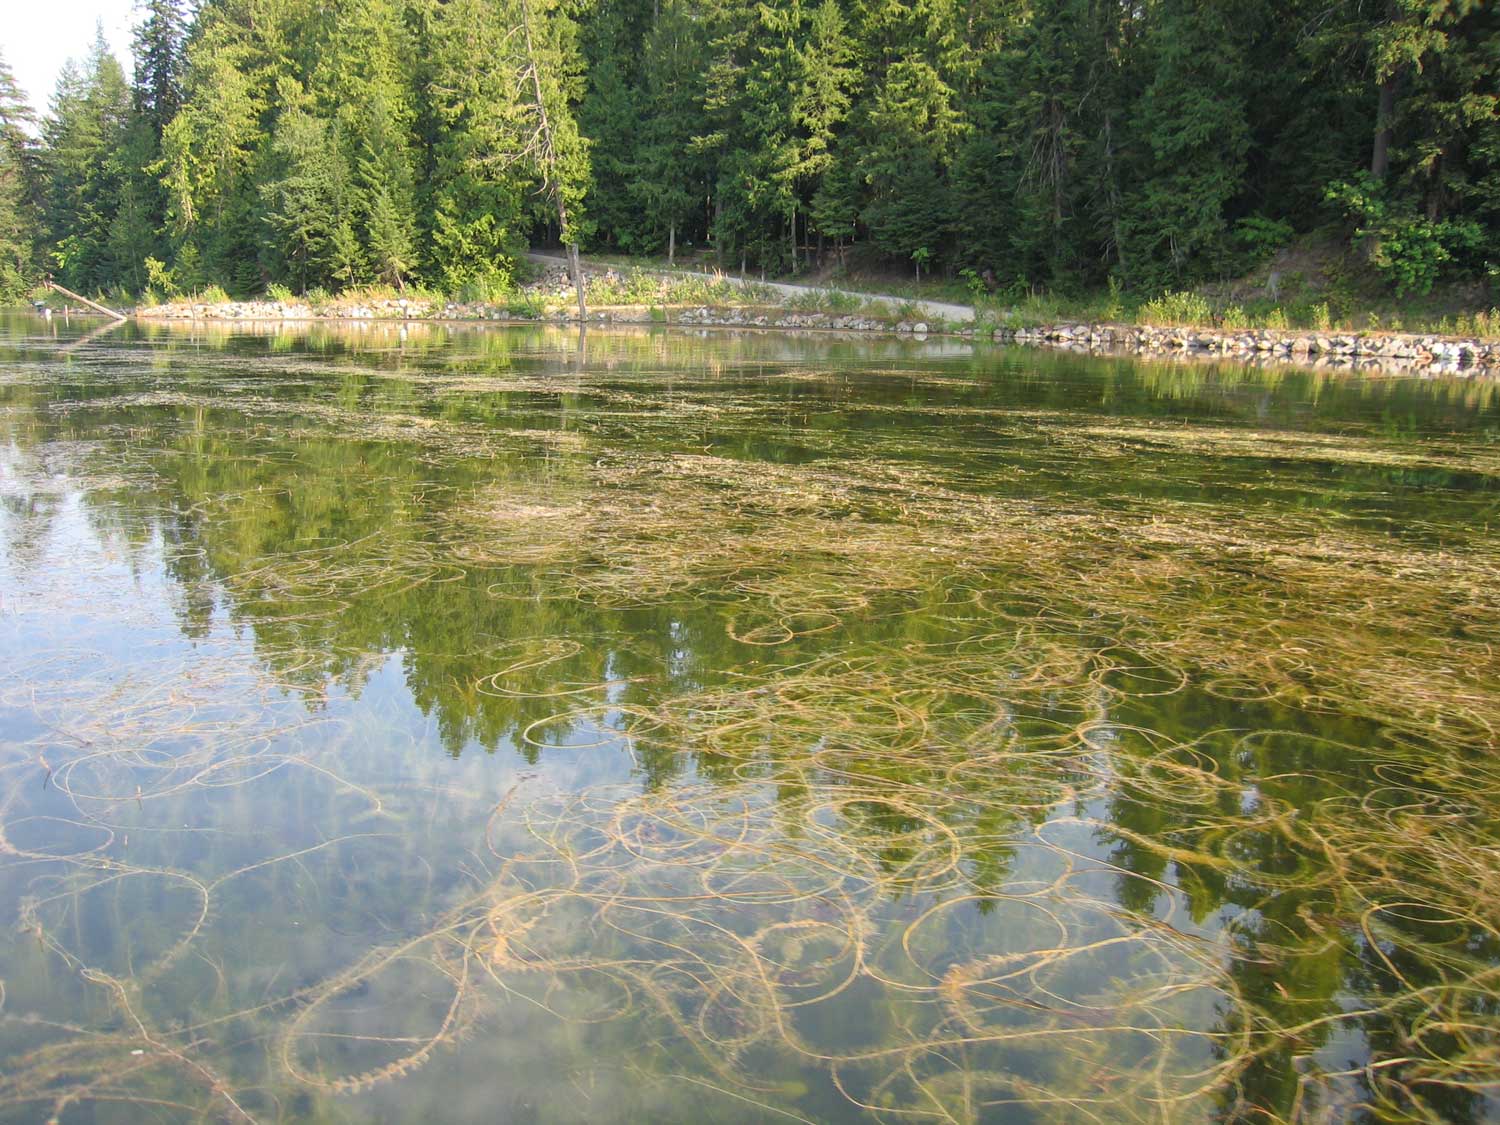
[[714, 195, 723, 268], [518, 0, 585, 321], [567, 237, 585, 321], [1371, 72, 1397, 179], [668, 222, 675, 267], [789, 205, 796, 271]]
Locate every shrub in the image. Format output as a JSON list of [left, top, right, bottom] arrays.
[[193, 284, 231, 305], [1139, 290, 1213, 326], [959, 267, 986, 302], [1233, 216, 1294, 264], [1326, 174, 1484, 297], [266, 282, 295, 303], [456, 274, 515, 303], [144, 257, 178, 299], [1102, 276, 1124, 322], [1219, 305, 1251, 330], [504, 294, 542, 319]]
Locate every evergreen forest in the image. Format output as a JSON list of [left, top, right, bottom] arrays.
[[0, 0, 1497, 305]]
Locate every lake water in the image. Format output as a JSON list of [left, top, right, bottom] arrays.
[[1, 314, 1498, 1123]]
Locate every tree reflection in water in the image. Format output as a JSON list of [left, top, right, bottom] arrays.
[[0, 315, 1497, 1122]]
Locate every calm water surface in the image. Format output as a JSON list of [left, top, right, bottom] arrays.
[[1, 315, 1498, 1123]]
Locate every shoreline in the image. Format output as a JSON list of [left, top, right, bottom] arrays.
[[119, 298, 1500, 377]]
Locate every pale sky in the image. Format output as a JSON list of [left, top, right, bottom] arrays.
[[2, 0, 137, 122]]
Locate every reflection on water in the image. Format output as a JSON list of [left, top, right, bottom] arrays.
[[1, 314, 1498, 1123]]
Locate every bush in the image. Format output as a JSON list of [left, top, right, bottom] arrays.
[[1102, 276, 1124, 322], [1218, 305, 1251, 330], [1139, 290, 1214, 326], [1326, 174, 1484, 297], [456, 274, 515, 303], [1233, 216, 1294, 264], [193, 284, 231, 305], [266, 282, 295, 303], [958, 267, 987, 302], [144, 257, 178, 299], [504, 293, 542, 319]]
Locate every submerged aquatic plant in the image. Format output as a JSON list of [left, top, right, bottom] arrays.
[[0, 318, 1498, 1122]]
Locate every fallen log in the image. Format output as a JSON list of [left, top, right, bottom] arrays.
[[43, 279, 127, 322]]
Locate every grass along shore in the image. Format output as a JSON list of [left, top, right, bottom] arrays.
[[42, 251, 1500, 359]]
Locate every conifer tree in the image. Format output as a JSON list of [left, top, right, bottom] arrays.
[[1121, 0, 1251, 289], [426, 0, 530, 292], [632, 0, 708, 263], [15, 0, 1500, 300], [132, 0, 188, 142], [507, 0, 592, 317], [42, 29, 133, 293], [316, 0, 423, 290], [0, 51, 40, 298]]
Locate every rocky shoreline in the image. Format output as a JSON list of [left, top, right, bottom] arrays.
[[1001, 322, 1500, 375], [135, 294, 1500, 377]]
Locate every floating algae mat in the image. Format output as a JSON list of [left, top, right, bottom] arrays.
[[1, 313, 1499, 1123]]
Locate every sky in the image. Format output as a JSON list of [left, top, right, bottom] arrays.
[[3, 0, 137, 122]]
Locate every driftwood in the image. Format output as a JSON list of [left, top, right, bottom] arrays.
[[44, 279, 127, 322]]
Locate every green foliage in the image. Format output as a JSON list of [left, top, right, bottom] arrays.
[[1103, 277, 1124, 322], [1219, 305, 1250, 330], [144, 254, 177, 297], [1327, 174, 1484, 297], [1122, 0, 1251, 290], [1139, 290, 1214, 327], [18, 0, 1500, 309], [0, 50, 39, 299], [1233, 217, 1293, 264], [958, 268, 985, 302]]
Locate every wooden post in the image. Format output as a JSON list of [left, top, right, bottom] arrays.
[[44, 280, 127, 322]]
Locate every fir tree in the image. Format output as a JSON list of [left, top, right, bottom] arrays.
[[0, 50, 40, 297], [132, 0, 188, 142], [1121, 0, 1251, 289]]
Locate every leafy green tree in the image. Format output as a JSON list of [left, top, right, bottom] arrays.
[[132, 0, 188, 141], [856, 57, 963, 271], [260, 109, 360, 291], [0, 51, 40, 298], [1328, 172, 1482, 295], [1120, 0, 1251, 289], [425, 0, 531, 292], [42, 29, 133, 293], [629, 0, 708, 262]]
